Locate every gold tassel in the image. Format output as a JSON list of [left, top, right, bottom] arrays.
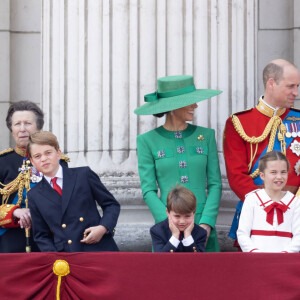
[[53, 260, 70, 300]]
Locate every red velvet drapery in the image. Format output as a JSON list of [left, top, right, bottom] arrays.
[[1, 252, 300, 300]]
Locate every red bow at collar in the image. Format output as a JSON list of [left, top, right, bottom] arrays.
[[264, 202, 288, 226]]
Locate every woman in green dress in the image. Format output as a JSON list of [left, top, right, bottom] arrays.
[[134, 75, 222, 252]]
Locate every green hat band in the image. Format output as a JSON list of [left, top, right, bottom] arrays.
[[144, 85, 196, 103]]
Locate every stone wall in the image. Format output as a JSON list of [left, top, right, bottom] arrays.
[[40, 0, 256, 251], [0, 0, 41, 149]]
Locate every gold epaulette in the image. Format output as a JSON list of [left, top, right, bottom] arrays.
[[0, 148, 14, 156], [230, 108, 252, 117], [61, 154, 70, 163]]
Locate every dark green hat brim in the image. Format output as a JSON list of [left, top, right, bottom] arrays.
[[134, 89, 222, 115]]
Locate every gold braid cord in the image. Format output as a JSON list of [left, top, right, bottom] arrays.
[[231, 115, 286, 179], [0, 161, 31, 206]]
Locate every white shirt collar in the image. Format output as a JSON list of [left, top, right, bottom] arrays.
[[44, 165, 63, 185], [260, 96, 276, 110]]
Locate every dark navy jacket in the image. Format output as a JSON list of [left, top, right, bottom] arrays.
[[150, 218, 207, 253], [28, 166, 120, 252]]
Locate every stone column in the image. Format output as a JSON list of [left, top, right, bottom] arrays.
[[42, 0, 256, 251], [0, 0, 41, 149], [0, 0, 10, 149]]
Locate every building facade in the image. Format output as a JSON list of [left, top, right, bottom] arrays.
[[1, 0, 299, 250]]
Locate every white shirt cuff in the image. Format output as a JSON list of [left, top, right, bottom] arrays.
[[169, 236, 180, 248], [182, 235, 194, 246]]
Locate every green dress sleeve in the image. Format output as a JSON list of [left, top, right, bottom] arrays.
[[137, 134, 167, 223], [199, 129, 222, 228]]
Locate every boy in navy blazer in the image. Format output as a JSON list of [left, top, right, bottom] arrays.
[[150, 186, 207, 253], [27, 131, 120, 252]]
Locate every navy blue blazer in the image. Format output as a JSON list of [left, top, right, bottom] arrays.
[[150, 218, 207, 253], [28, 166, 120, 252]]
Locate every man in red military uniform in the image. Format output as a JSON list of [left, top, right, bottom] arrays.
[[223, 59, 300, 239]]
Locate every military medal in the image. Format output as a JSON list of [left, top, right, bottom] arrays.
[[30, 166, 43, 183], [290, 140, 300, 157], [295, 160, 300, 176], [285, 124, 292, 138], [290, 123, 296, 137], [286, 132, 292, 138], [290, 123, 298, 138]]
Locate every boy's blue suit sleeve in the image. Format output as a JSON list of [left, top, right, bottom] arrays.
[[87, 167, 120, 234], [150, 225, 177, 253], [28, 191, 57, 252]]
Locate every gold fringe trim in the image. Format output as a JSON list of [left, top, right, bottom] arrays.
[[0, 161, 32, 205], [231, 115, 286, 179]]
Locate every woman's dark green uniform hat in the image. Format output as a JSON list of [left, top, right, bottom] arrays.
[[134, 75, 222, 115]]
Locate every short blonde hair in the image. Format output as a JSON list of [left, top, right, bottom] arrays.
[[167, 185, 196, 214], [27, 131, 60, 157]]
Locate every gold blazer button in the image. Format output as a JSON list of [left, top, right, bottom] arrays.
[[79, 217, 84, 222], [68, 240, 72, 244], [62, 224, 66, 228]]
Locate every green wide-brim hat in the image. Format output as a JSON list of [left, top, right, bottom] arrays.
[[134, 75, 222, 115]]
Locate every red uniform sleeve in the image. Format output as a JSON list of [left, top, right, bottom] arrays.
[[0, 204, 20, 228], [223, 116, 259, 201]]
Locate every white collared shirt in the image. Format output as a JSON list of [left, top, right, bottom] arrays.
[[44, 165, 63, 190]]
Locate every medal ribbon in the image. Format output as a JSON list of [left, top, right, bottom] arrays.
[[290, 123, 297, 135]]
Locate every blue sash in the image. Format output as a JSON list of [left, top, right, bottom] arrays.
[[0, 182, 36, 236], [229, 110, 300, 239], [251, 110, 297, 185]]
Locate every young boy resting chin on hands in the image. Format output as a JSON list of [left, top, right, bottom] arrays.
[[150, 186, 207, 253]]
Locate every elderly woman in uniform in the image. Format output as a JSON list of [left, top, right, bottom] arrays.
[[0, 101, 68, 252], [135, 75, 222, 252]]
